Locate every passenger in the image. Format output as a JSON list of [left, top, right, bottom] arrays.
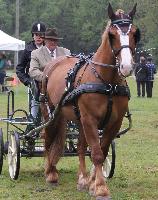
[[16, 21, 46, 118]]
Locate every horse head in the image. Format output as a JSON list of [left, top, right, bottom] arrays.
[[108, 3, 140, 77]]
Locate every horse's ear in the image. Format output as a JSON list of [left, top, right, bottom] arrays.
[[108, 3, 115, 20], [128, 3, 137, 19]]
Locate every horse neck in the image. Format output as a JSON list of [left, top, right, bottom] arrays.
[[92, 33, 116, 83]]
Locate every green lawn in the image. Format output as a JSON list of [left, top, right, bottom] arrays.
[[0, 77, 158, 200]]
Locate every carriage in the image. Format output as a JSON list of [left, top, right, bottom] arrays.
[[0, 79, 132, 180]]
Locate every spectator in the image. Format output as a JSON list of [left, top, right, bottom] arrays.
[[7, 59, 12, 69], [146, 57, 157, 98], [135, 56, 148, 97], [0, 52, 7, 92]]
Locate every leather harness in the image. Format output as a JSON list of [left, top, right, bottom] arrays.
[[63, 55, 130, 129]]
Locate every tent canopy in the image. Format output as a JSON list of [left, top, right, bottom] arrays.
[[0, 30, 25, 51]]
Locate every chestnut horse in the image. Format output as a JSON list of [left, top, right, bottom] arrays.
[[41, 3, 140, 200]]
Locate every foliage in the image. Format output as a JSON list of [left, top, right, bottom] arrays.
[[0, 0, 158, 63]]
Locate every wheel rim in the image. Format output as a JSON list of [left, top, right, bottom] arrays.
[[102, 141, 115, 178], [8, 132, 20, 179], [102, 151, 112, 178]]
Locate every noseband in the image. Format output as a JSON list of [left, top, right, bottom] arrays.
[[112, 45, 134, 57]]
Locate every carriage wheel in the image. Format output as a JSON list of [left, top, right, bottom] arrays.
[[0, 128, 4, 174], [102, 140, 116, 179], [8, 131, 20, 180]]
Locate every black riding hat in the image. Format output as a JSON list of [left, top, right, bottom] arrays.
[[31, 21, 46, 34]]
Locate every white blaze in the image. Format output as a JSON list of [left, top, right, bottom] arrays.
[[117, 29, 133, 77], [120, 34, 131, 65]]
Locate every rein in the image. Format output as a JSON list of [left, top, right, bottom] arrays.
[[89, 60, 116, 68]]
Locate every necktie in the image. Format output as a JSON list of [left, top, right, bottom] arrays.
[[50, 50, 54, 57]]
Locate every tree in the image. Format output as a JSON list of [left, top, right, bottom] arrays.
[[0, 0, 158, 65]]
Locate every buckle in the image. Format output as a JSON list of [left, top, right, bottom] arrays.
[[114, 85, 118, 94], [106, 84, 112, 92]]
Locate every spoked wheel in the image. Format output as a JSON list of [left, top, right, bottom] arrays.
[[8, 131, 20, 180], [0, 128, 4, 174], [102, 140, 116, 178]]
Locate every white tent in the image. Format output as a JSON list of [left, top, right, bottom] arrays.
[[0, 30, 25, 51]]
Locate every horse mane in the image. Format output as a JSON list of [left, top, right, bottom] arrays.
[[115, 9, 125, 18], [101, 20, 111, 42]]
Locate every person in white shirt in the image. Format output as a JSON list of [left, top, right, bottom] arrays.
[[29, 28, 71, 82]]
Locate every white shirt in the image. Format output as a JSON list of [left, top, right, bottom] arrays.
[[46, 47, 56, 59]]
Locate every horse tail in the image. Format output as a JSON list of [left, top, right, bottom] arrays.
[[45, 115, 66, 166]]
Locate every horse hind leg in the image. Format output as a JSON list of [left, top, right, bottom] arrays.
[[45, 115, 66, 185], [77, 124, 89, 191]]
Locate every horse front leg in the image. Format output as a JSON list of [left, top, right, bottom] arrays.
[[77, 124, 89, 191], [81, 116, 111, 199]]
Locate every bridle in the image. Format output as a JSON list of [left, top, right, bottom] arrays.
[[110, 20, 135, 57], [89, 18, 136, 80], [90, 18, 135, 68]]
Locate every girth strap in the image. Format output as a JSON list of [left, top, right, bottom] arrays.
[[62, 82, 130, 105], [98, 95, 113, 130]]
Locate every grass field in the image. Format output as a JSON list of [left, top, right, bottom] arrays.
[[0, 76, 158, 200]]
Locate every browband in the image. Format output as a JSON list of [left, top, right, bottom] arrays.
[[111, 19, 132, 25]]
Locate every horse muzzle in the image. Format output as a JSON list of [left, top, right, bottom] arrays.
[[119, 64, 133, 77]]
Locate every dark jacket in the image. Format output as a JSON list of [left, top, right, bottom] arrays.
[[0, 59, 6, 73], [16, 41, 37, 86], [146, 63, 156, 81], [0, 58, 6, 84], [135, 62, 148, 82]]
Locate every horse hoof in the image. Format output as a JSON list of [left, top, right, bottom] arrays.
[[77, 184, 88, 191], [89, 189, 95, 196], [47, 180, 58, 187], [96, 196, 112, 200]]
